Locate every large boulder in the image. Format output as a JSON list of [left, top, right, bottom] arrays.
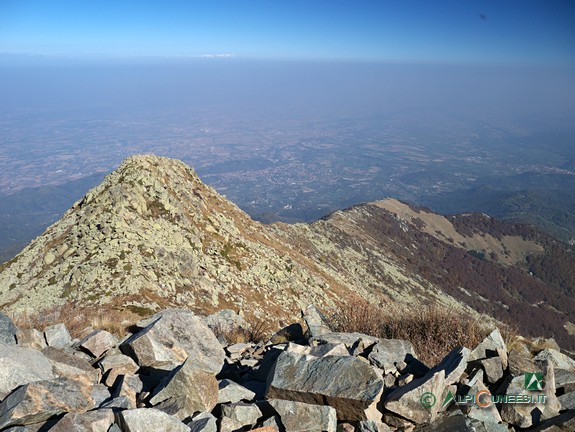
[[0, 378, 96, 429], [267, 399, 337, 432], [302, 305, 331, 338], [367, 339, 416, 374], [98, 352, 139, 387], [0, 313, 17, 345], [310, 332, 379, 356], [468, 328, 508, 369], [118, 408, 190, 432], [42, 346, 100, 383], [427, 346, 470, 386], [0, 344, 56, 399], [44, 324, 72, 349], [149, 357, 218, 420], [266, 351, 383, 421], [50, 409, 115, 432], [218, 379, 257, 404], [78, 329, 118, 358], [120, 309, 225, 373], [534, 348, 575, 371]]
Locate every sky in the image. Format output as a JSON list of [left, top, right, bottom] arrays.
[[0, 0, 574, 64]]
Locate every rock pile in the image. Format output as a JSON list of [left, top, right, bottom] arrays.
[[1, 308, 574, 431]]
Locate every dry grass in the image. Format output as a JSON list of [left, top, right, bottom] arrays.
[[211, 318, 271, 344], [328, 298, 489, 366], [10, 303, 141, 338]]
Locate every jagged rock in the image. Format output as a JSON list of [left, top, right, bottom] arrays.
[[468, 328, 508, 369], [302, 304, 331, 337], [382, 413, 414, 430], [384, 370, 446, 424], [205, 309, 249, 336], [286, 342, 349, 357], [44, 323, 72, 349], [428, 346, 469, 385], [42, 346, 99, 383], [310, 332, 379, 356], [480, 356, 504, 383], [149, 357, 218, 420], [534, 348, 575, 371], [0, 313, 17, 345], [250, 427, 278, 432], [461, 369, 502, 424], [357, 420, 392, 432], [269, 323, 305, 344], [218, 379, 257, 404], [91, 383, 112, 407], [116, 374, 144, 409], [50, 408, 115, 431], [500, 362, 561, 428], [227, 343, 252, 360], [508, 347, 539, 376], [413, 411, 509, 431], [98, 352, 139, 387], [528, 410, 575, 432], [15, 328, 46, 350], [0, 344, 56, 398], [337, 423, 355, 432], [558, 390, 575, 410], [121, 309, 225, 373], [266, 351, 384, 421], [0, 377, 96, 429], [221, 402, 262, 429], [219, 417, 244, 432], [555, 369, 575, 393], [267, 399, 337, 432], [118, 408, 190, 432], [367, 339, 416, 374], [78, 329, 118, 358], [187, 412, 217, 432]]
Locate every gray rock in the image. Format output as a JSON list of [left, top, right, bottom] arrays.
[[91, 383, 112, 407], [50, 408, 115, 432], [98, 352, 139, 387], [0, 344, 56, 399], [42, 346, 99, 383], [0, 313, 17, 345], [266, 351, 383, 421], [367, 339, 416, 374], [558, 390, 575, 410], [116, 374, 144, 409], [268, 399, 337, 432], [118, 408, 190, 432], [468, 328, 508, 369], [205, 309, 249, 335], [384, 370, 446, 424], [413, 411, 509, 431], [187, 412, 217, 432], [44, 323, 72, 349], [480, 356, 504, 384], [310, 332, 379, 357], [121, 309, 225, 373], [78, 329, 119, 358], [221, 402, 262, 429], [302, 304, 331, 337], [428, 346, 470, 386], [534, 348, 575, 371], [461, 369, 502, 424], [508, 347, 539, 376], [357, 420, 392, 432], [149, 357, 218, 420], [15, 329, 46, 350], [286, 342, 349, 357], [527, 410, 575, 432], [218, 379, 257, 404], [0, 378, 96, 429], [555, 368, 575, 393], [219, 417, 244, 432]]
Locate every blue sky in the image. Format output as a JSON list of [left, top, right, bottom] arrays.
[[0, 0, 574, 64]]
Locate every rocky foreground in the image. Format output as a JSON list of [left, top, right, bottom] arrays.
[[1, 308, 575, 432]]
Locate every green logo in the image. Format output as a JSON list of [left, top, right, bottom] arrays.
[[442, 390, 454, 409], [420, 392, 436, 409], [525, 372, 545, 391]]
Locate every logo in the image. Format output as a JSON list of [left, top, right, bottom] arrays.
[[420, 392, 436, 409], [525, 372, 545, 391], [442, 391, 454, 409]]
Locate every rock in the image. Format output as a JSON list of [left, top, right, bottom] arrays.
[[226, 343, 252, 359], [250, 427, 279, 432], [15, 328, 46, 350], [221, 402, 262, 429], [367, 339, 416, 374], [218, 379, 257, 404], [468, 328, 508, 369], [0, 378, 96, 429], [480, 356, 504, 384], [500, 362, 561, 428], [534, 348, 575, 371], [558, 390, 575, 410], [98, 352, 139, 387], [118, 408, 190, 432], [527, 410, 575, 432], [302, 304, 331, 337], [116, 374, 144, 409], [0, 313, 17, 345], [0, 344, 56, 399], [413, 411, 509, 431], [310, 332, 379, 357], [78, 329, 119, 358], [121, 309, 225, 373], [357, 420, 392, 432], [267, 399, 337, 432], [91, 383, 112, 407], [508, 347, 539, 376], [269, 323, 305, 344], [266, 351, 383, 421], [219, 417, 244, 432], [42, 346, 99, 383], [384, 370, 446, 424], [44, 323, 72, 349], [555, 368, 575, 393], [50, 408, 115, 432], [461, 369, 502, 424], [428, 346, 469, 385], [205, 309, 249, 336], [149, 357, 218, 420], [187, 412, 217, 432], [286, 342, 349, 357]]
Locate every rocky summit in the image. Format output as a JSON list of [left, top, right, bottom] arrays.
[[0, 308, 574, 431], [1, 155, 574, 349]]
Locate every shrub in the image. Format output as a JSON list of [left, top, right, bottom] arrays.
[[328, 298, 489, 365]]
